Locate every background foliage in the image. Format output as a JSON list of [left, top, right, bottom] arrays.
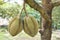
[[0, 0, 60, 29]]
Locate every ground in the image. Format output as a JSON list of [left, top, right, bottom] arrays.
[[0, 29, 60, 40]]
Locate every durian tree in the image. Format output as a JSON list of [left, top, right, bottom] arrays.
[[0, 0, 60, 40], [24, 0, 60, 40]]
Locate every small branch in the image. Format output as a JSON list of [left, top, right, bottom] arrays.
[[24, 0, 51, 22], [39, 29, 44, 34], [52, 1, 60, 7]]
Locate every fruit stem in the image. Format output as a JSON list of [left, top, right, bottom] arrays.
[[18, 6, 24, 18], [23, 1, 28, 17]]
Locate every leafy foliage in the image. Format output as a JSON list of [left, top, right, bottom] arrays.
[[0, 2, 20, 19], [52, 6, 60, 28], [0, 0, 5, 5]]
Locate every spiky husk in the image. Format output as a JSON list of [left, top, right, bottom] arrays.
[[8, 16, 23, 36], [23, 16, 39, 37]]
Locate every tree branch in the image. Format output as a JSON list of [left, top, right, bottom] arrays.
[[24, 0, 51, 22], [52, 1, 60, 7], [39, 29, 44, 34]]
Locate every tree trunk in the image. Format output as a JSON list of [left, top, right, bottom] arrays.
[[40, 0, 53, 40], [41, 13, 52, 40]]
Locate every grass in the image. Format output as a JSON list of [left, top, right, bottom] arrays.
[[0, 28, 12, 40], [0, 28, 60, 40], [0, 28, 40, 40], [0, 32, 10, 40]]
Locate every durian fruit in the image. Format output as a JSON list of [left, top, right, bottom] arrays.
[[23, 16, 39, 37], [8, 16, 23, 36]]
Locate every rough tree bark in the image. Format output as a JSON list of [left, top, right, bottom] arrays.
[[40, 0, 60, 40], [24, 0, 60, 40], [40, 0, 53, 40]]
